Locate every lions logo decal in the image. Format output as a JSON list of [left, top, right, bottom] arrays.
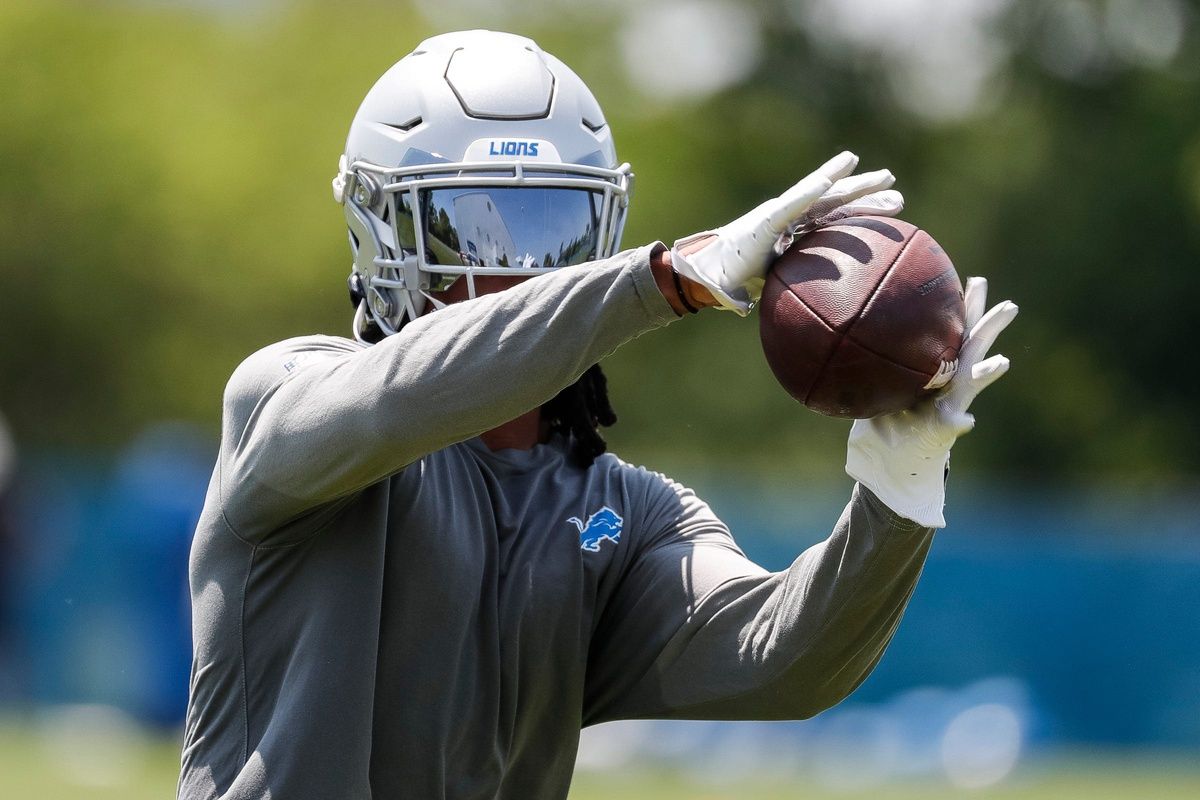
[[567, 507, 623, 553]]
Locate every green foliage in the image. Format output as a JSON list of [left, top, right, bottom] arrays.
[[1, 0, 1198, 483]]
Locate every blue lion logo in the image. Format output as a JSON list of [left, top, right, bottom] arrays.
[[567, 506, 623, 552]]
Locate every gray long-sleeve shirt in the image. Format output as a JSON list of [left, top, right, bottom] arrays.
[[178, 245, 935, 800]]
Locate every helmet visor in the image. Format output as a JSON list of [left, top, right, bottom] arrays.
[[419, 186, 602, 270]]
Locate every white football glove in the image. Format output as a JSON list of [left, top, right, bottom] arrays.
[[845, 277, 1019, 528], [670, 151, 903, 315]]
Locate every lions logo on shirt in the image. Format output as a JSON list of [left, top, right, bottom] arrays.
[[567, 507, 623, 552]]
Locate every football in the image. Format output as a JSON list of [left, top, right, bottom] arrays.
[[759, 216, 966, 418]]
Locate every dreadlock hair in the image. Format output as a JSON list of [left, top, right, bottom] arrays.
[[542, 364, 618, 468]]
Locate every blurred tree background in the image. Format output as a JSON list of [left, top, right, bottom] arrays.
[[3, 4, 1200, 795], [2, 0, 1199, 488]]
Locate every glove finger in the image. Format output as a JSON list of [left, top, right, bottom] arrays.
[[970, 354, 1011, 391], [844, 188, 904, 216], [931, 392, 976, 435], [815, 150, 861, 182], [763, 151, 859, 232], [962, 277, 988, 330], [763, 174, 834, 234], [944, 353, 1010, 416], [961, 300, 1019, 365], [822, 169, 896, 206], [812, 189, 904, 226], [803, 174, 898, 222]]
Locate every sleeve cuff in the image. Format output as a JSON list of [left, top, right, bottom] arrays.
[[627, 242, 685, 327], [854, 483, 929, 532]]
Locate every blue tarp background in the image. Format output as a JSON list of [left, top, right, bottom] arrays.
[[4, 440, 1197, 750]]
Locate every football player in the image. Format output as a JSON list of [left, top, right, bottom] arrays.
[[179, 30, 1017, 800]]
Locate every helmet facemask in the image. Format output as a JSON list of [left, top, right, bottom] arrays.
[[340, 156, 632, 342]]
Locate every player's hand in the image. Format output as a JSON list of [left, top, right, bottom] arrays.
[[669, 151, 902, 315], [845, 277, 1019, 528]]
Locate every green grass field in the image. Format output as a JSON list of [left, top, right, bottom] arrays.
[[2, 721, 1196, 799], [571, 764, 1200, 799]]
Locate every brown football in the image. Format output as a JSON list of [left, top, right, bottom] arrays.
[[759, 216, 966, 418]]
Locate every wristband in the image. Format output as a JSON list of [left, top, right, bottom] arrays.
[[671, 269, 700, 314]]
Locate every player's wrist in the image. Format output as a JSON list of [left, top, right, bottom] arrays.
[[668, 236, 755, 315], [650, 244, 717, 314]]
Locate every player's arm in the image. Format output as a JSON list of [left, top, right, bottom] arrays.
[[219, 152, 898, 539], [584, 479, 933, 723], [585, 280, 1016, 722], [220, 246, 675, 539]]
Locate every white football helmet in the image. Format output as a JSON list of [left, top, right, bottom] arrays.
[[333, 30, 633, 342]]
